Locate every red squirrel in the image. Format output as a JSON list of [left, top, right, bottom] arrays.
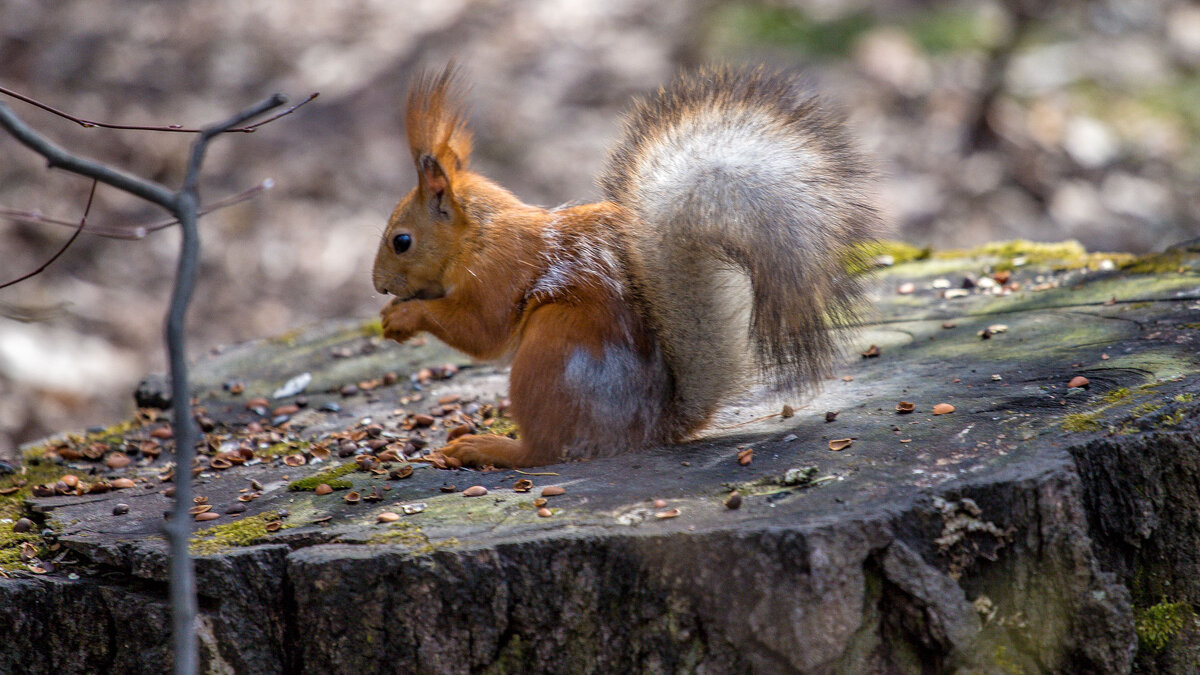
[[372, 65, 881, 467]]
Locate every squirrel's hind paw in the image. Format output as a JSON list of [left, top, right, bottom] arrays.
[[438, 434, 527, 468]]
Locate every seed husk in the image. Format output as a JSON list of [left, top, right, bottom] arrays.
[[513, 479, 533, 492], [1068, 376, 1090, 389], [105, 452, 131, 470], [462, 485, 488, 497], [861, 344, 881, 358], [344, 491, 361, 504], [283, 454, 307, 467], [188, 504, 213, 515], [314, 483, 333, 496], [737, 448, 753, 465], [389, 465, 414, 480], [541, 486, 565, 497], [724, 491, 742, 510], [265, 521, 282, 532], [653, 499, 668, 508], [194, 512, 220, 522], [896, 401, 915, 414], [237, 494, 258, 502], [210, 457, 233, 470], [932, 403, 955, 415], [532, 498, 548, 507], [655, 508, 681, 519], [781, 404, 795, 418], [111, 478, 136, 489], [377, 511, 400, 523], [537, 507, 552, 518], [828, 438, 853, 451]]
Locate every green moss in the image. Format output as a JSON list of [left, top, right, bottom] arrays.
[[1062, 413, 1102, 433], [189, 512, 283, 556], [1102, 388, 1132, 404], [0, 456, 70, 522], [365, 522, 429, 548], [360, 318, 384, 338], [1160, 409, 1187, 427], [287, 462, 357, 491], [1135, 601, 1192, 653], [482, 416, 520, 438], [1133, 401, 1164, 416], [0, 527, 41, 570], [1122, 250, 1188, 275], [261, 440, 311, 458], [1174, 393, 1196, 404]]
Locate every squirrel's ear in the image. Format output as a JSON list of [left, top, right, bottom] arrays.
[[418, 153, 453, 218]]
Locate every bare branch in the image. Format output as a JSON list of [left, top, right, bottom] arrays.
[[0, 85, 318, 134], [0, 178, 275, 239], [0, 180, 97, 289], [0, 100, 177, 209]]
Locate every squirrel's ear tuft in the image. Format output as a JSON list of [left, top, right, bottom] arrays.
[[406, 65, 473, 174]]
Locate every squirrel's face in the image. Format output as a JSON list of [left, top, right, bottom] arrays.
[[372, 156, 467, 301]]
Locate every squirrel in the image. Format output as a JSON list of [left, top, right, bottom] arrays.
[[372, 65, 882, 468]]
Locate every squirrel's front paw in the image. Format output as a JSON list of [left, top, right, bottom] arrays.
[[379, 298, 417, 343]]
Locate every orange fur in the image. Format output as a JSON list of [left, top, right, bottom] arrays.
[[373, 65, 881, 467]]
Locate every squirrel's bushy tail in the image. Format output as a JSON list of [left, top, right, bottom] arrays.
[[600, 66, 881, 430]]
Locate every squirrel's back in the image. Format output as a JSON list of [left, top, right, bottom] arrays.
[[600, 66, 881, 434]]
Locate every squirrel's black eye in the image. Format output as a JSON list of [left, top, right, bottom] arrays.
[[391, 233, 413, 254]]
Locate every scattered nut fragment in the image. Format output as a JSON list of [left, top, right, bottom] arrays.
[[377, 512, 400, 523], [462, 485, 488, 497], [112, 503, 130, 516], [1068, 376, 1090, 389], [105, 452, 131, 470], [541, 486, 565, 497], [188, 504, 213, 515], [532, 498, 548, 507], [780, 404, 795, 418], [861, 344, 881, 358], [737, 447, 754, 465], [60, 474, 78, 488], [513, 479, 533, 492], [344, 491, 361, 504], [13, 517, 34, 533], [896, 282, 915, 295], [932, 403, 956, 415], [210, 457, 233, 470], [250, 479, 264, 491], [896, 401, 915, 414], [841, 375, 853, 382], [1100, 353, 1110, 361], [389, 465, 414, 480], [537, 507, 553, 518], [193, 496, 209, 505], [265, 521, 282, 532], [825, 411, 839, 422], [653, 499, 668, 509], [724, 491, 742, 510], [283, 454, 307, 467], [314, 484, 333, 496], [194, 512, 220, 522], [655, 508, 681, 519], [941, 321, 957, 329], [828, 438, 853, 451], [150, 426, 174, 439], [402, 503, 426, 515]]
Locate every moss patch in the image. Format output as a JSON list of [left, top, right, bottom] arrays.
[[0, 456, 69, 522], [1103, 388, 1132, 404], [190, 512, 283, 556], [360, 318, 384, 338], [1135, 600, 1193, 653], [287, 462, 357, 491], [1122, 250, 1188, 275], [0, 528, 41, 570], [261, 440, 311, 458], [1062, 413, 1102, 433]]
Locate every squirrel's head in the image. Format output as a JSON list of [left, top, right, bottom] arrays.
[[372, 152, 471, 301], [373, 66, 474, 301]]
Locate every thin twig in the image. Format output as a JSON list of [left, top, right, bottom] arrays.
[[161, 92, 288, 675], [0, 178, 275, 239], [0, 85, 318, 134], [0, 180, 96, 289]]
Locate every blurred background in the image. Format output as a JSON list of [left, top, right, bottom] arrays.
[[1, 0, 1198, 457]]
